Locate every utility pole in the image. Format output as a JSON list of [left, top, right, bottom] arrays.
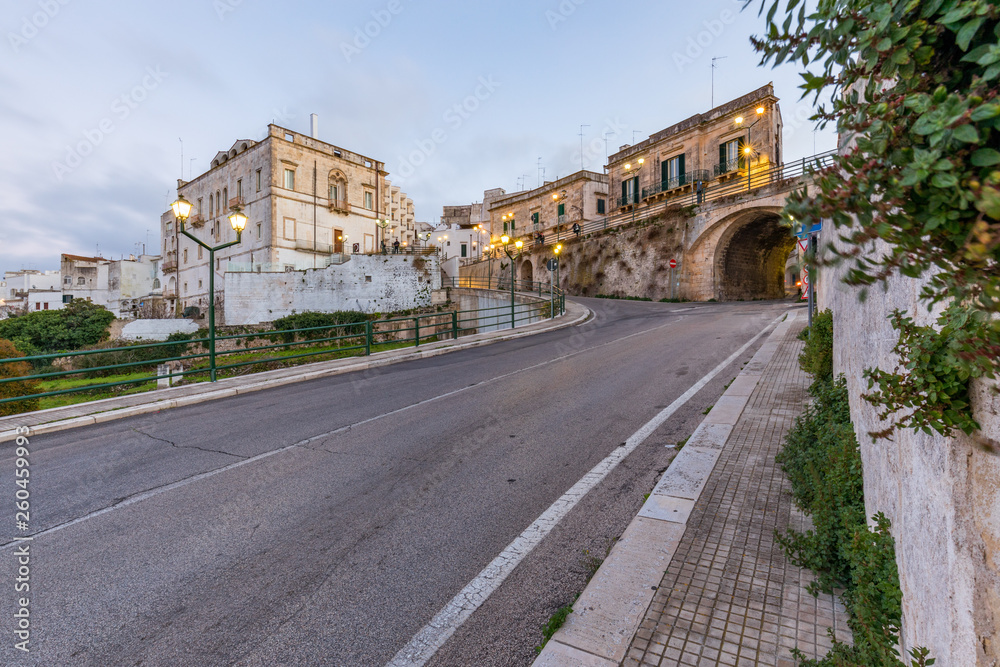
[[579, 124, 590, 171], [711, 56, 727, 108]]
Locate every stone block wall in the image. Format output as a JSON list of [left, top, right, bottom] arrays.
[[223, 254, 439, 325]]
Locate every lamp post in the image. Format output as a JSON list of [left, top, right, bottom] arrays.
[[501, 234, 523, 329], [487, 241, 496, 288], [734, 105, 766, 191], [553, 243, 562, 291], [375, 218, 390, 253], [171, 194, 245, 383], [623, 158, 644, 224]]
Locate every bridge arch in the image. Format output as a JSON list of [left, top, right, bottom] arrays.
[[520, 260, 534, 284], [687, 205, 795, 301]]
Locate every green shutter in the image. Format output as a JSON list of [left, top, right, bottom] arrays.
[[719, 143, 726, 171], [503, 221, 508, 233], [738, 137, 747, 170], [661, 160, 669, 187], [622, 181, 627, 203], [558, 203, 565, 216]]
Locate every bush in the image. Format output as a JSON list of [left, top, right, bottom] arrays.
[[72, 332, 198, 378], [0, 339, 40, 416], [270, 311, 369, 344], [0, 300, 115, 356], [797, 309, 833, 384]]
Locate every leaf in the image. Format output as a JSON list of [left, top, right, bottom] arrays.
[[952, 124, 980, 143], [972, 148, 1000, 166], [956, 17, 985, 51]]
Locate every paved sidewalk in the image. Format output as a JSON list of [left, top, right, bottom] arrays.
[[0, 300, 589, 443], [537, 311, 850, 666]]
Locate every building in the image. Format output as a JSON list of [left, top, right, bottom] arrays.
[[384, 182, 417, 249], [608, 83, 782, 215], [436, 188, 509, 259], [3, 269, 61, 300], [61, 254, 164, 318], [162, 122, 390, 316], [487, 172, 609, 244]]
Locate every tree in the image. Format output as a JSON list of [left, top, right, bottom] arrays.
[[0, 300, 115, 355], [0, 339, 39, 416], [750, 0, 1000, 440]]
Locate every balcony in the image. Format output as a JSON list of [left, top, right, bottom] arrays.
[[642, 170, 711, 200], [163, 288, 177, 299], [714, 159, 746, 179], [228, 196, 245, 210], [329, 199, 350, 214], [187, 214, 205, 228], [162, 252, 178, 273], [617, 192, 641, 209]]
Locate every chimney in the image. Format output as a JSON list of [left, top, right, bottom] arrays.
[[310, 114, 319, 139]]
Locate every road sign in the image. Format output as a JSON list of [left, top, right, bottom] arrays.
[[668, 258, 677, 269], [795, 222, 822, 239], [547, 258, 558, 272]]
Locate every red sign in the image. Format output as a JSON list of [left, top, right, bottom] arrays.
[[668, 258, 677, 268]]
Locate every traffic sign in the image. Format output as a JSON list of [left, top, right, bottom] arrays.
[[795, 222, 822, 239], [668, 258, 677, 269], [547, 258, 558, 272]]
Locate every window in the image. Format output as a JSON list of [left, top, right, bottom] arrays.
[[43, 303, 49, 310], [364, 191, 374, 210], [198, 280, 203, 289], [284, 168, 295, 190], [531, 212, 540, 230], [63, 276, 71, 285], [329, 184, 339, 202], [62, 295, 72, 304], [153, 279, 160, 289], [557, 203, 565, 217], [236, 179, 242, 199], [35, 303, 40, 311], [77, 276, 85, 285], [197, 246, 203, 260], [166, 221, 174, 234], [597, 198, 606, 214], [209, 194, 214, 216], [256, 222, 262, 240], [183, 248, 188, 264], [196, 200, 202, 216], [223, 187, 228, 209], [256, 169, 262, 192], [621, 177, 639, 205], [663, 154, 686, 187], [461, 244, 467, 258], [184, 282, 188, 293], [216, 258, 220, 270], [217, 190, 222, 213], [719, 139, 744, 173]]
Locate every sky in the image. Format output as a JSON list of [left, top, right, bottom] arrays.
[[0, 0, 836, 275]]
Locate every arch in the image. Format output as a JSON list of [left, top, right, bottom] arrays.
[[239, 142, 249, 152], [228, 148, 237, 158], [328, 169, 348, 208], [713, 211, 796, 301], [520, 259, 534, 284]]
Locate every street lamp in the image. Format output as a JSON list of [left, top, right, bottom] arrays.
[[553, 244, 562, 290], [500, 234, 523, 329], [171, 194, 244, 383], [375, 218, 390, 253], [735, 105, 766, 191]]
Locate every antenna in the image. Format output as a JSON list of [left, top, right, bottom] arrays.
[[711, 56, 728, 108], [179, 138, 183, 178], [537, 158, 543, 188], [579, 124, 590, 171]]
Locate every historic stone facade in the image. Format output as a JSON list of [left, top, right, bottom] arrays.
[[487, 171, 609, 245], [161, 124, 390, 316]]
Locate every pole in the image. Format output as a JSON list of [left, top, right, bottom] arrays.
[[807, 231, 816, 329], [670, 266, 675, 300], [510, 265, 516, 329], [208, 247, 217, 382]]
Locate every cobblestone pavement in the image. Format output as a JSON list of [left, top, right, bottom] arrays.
[[624, 324, 850, 667]]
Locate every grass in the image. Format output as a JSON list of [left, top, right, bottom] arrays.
[[37, 371, 159, 410], [702, 404, 714, 415], [534, 595, 578, 654], [676, 436, 690, 449]]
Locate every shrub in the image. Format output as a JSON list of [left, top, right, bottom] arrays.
[[0, 300, 114, 356], [0, 339, 40, 416], [270, 311, 369, 344], [72, 332, 198, 378], [797, 309, 833, 384]]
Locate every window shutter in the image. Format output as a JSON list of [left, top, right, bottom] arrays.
[[558, 203, 565, 216], [621, 181, 627, 203], [661, 160, 669, 186], [738, 137, 747, 170], [719, 143, 726, 171]]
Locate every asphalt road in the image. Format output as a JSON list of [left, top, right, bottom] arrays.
[[0, 297, 794, 666]]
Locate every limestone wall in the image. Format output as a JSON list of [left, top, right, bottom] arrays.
[[818, 237, 1000, 665], [223, 254, 439, 325]]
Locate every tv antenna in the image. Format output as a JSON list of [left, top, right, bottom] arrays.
[[711, 56, 728, 108]]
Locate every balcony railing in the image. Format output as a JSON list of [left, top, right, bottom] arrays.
[[187, 214, 205, 228], [228, 196, 245, 210], [329, 199, 350, 213], [714, 158, 745, 178], [641, 170, 712, 200], [617, 192, 641, 208], [163, 288, 177, 299]]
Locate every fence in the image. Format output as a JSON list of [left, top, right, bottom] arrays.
[[0, 281, 565, 411]]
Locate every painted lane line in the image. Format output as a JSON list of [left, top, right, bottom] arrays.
[[385, 312, 787, 667], [0, 315, 687, 550]]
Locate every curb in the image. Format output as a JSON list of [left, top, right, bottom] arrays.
[[534, 311, 802, 666], [0, 301, 590, 444]]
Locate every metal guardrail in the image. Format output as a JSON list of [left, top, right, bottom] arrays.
[[0, 280, 565, 410], [642, 169, 712, 199]]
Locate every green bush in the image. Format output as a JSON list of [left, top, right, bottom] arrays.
[[0, 300, 115, 356], [0, 339, 40, 416], [270, 311, 370, 344], [72, 332, 198, 378], [797, 309, 833, 384]]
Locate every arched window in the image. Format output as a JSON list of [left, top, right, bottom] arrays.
[[223, 187, 228, 211], [153, 278, 161, 289], [328, 170, 348, 211], [209, 194, 214, 216]]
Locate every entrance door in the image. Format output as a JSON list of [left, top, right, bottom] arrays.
[[334, 229, 344, 253]]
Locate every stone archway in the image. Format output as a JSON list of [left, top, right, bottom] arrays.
[[520, 259, 534, 285], [714, 212, 796, 301]]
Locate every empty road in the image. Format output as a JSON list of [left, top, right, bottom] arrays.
[[0, 298, 794, 666]]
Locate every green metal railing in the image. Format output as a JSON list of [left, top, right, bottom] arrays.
[[0, 281, 566, 410]]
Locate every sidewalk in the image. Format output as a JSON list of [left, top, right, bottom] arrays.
[[0, 300, 590, 444], [536, 310, 850, 666]]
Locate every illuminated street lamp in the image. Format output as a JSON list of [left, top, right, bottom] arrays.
[[553, 244, 562, 290], [735, 105, 766, 191], [170, 194, 245, 382]]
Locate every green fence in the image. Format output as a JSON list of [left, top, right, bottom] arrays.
[[0, 282, 565, 410]]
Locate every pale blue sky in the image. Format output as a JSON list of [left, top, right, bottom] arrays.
[[0, 0, 834, 273]]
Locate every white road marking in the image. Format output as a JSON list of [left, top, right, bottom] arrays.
[[385, 313, 786, 667], [0, 313, 687, 551]]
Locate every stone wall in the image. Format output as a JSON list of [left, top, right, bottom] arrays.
[[818, 236, 1000, 665], [223, 254, 440, 325]]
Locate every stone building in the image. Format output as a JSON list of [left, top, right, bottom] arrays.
[[384, 183, 417, 249], [61, 253, 163, 318], [487, 171, 609, 245], [435, 188, 509, 260], [608, 83, 783, 214], [161, 122, 390, 316]]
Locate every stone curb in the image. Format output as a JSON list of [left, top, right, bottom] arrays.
[[0, 301, 590, 444], [534, 311, 801, 666]]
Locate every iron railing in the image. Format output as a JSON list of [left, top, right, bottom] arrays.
[[0, 280, 566, 410], [642, 170, 712, 199], [714, 158, 745, 177]]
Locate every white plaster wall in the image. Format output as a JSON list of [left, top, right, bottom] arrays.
[[224, 254, 440, 325]]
